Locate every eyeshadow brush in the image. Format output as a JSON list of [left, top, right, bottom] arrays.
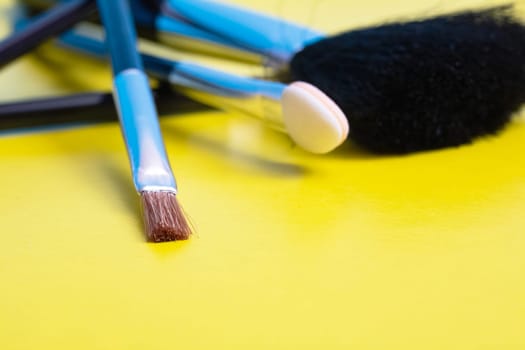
[[95, 0, 191, 242]]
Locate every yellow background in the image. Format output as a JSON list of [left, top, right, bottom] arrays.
[[0, 0, 524, 349]]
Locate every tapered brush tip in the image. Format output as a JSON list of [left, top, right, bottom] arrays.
[[140, 191, 192, 242]]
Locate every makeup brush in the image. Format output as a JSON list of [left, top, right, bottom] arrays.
[[161, 1, 525, 153], [0, 0, 96, 68], [57, 23, 349, 154], [96, 0, 191, 242]]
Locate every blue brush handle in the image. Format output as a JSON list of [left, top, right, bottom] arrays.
[[97, 0, 176, 191], [163, 0, 324, 63], [129, 0, 238, 49], [97, 0, 142, 72]]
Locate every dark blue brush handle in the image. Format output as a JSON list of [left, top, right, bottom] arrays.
[[96, 0, 142, 73]]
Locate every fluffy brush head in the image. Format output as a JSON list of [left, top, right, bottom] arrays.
[[140, 190, 192, 242], [290, 6, 525, 153]]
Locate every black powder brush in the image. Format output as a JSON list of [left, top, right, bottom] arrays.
[[162, 1, 525, 153], [289, 6, 525, 153]]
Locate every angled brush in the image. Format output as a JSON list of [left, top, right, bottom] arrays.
[[96, 0, 191, 242]]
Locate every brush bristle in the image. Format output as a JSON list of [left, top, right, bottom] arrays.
[[140, 191, 192, 242], [290, 5, 525, 153]]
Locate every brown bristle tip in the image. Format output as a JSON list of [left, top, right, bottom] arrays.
[[140, 191, 192, 242]]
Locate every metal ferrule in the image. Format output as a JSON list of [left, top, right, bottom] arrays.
[[113, 69, 177, 192]]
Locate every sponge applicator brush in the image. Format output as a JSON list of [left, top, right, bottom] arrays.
[[59, 24, 348, 154]]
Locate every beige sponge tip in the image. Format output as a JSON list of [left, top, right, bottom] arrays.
[[282, 81, 349, 154]]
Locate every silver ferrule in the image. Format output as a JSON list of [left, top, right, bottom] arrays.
[[113, 69, 177, 192], [156, 61, 288, 132]]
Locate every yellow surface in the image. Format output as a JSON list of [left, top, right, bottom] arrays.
[[0, 0, 524, 349]]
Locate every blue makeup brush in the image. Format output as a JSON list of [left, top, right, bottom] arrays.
[[96, 0, 191, 242]]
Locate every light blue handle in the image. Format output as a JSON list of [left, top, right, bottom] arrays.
[[164, 0, 324, 63], [114, 70, 176, 191]]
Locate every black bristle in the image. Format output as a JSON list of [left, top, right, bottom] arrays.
[[290, 6, 525, 153]]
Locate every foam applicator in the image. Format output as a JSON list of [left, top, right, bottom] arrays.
[[163, 1, 525, 153]]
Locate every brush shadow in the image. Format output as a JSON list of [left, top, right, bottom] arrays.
[[29, 48, 106, 92], [326, 140, 376, 159], [163, 122, 310, 177], [326, 139, 454, 160], [93, 156, 146, 242], [323, 140, 397, 160]]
